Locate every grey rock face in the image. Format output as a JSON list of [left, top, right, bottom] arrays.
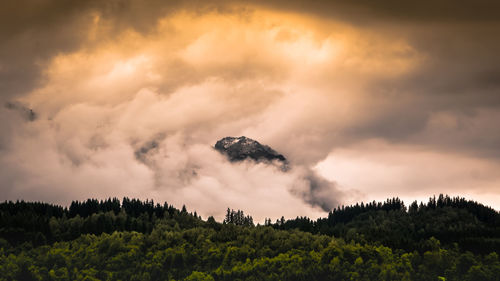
[[214, 136, 287, 163]]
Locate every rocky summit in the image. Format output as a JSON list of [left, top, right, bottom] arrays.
[[214, 136, 287, 163]]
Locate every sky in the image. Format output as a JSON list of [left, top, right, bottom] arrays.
[[1, 0, 500, 222]]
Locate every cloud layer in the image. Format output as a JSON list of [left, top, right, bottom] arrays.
[[1, 0, 500, 220]]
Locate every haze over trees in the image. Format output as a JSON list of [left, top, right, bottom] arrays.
[[0, 195, 499, 280]]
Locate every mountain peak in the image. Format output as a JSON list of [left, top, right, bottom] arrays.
[[214, 136, 287, 163]]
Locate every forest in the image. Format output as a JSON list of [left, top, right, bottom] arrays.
[[1, 194, 499, 280]]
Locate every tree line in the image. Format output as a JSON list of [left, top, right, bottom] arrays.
[[269, 195, 500, 254], [0, 195, 499, 280]]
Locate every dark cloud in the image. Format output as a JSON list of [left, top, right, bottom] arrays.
[[134, 140, 160, 164], [263, 1, 500, 160], [1, 1, 94, 100], [302, 171, 342, 211], [337, 21, 500, 158], [256, 0, 500, 23], [252, 3, 500, 162], [0, 0, 229, 101], [4, 102, 37, 121]]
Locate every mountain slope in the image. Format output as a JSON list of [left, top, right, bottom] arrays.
[[1, 196, 499, 281], [214, 136, 286, 163]]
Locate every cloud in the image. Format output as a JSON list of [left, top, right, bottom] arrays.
[[0, 94, 336, 221], [255, 0, 500, 23], [0, 0, 235, 102], [4, 101, 37, 121], [315, 139, 500, 208], [1, 0, 500, 219]]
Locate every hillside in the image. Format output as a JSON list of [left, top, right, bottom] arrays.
[[0, 196, 499, 280]]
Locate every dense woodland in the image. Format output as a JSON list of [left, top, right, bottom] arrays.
[[1, 195, 499, 280]]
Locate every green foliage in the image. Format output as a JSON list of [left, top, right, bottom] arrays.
[[0, 196, 499, 280], [224, 208, 254, 226], [185, 271, 215, 281], [1, 226, 499, 280], [0, 198, 204, 247], [275, 195, 500, 254]]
